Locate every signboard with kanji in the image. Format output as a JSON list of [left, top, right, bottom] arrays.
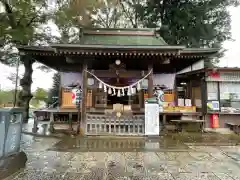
[[72, 88, 82, 106]]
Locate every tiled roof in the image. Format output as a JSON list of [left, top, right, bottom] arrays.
[[80, 28, 167, 46]]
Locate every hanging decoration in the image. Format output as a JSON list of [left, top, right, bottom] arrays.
[[137, 83, 141, 91], [131, 87, 135, 95], [121, 89, 125, 96], [104, 85, 107, 92], [108, 88, 112, 94], [85, 69, 153, 96], [127, 87, 131, 96], [99, 82, 103, 89], [117, 90, 121, 97]]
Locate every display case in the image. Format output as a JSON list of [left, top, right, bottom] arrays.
[[219, 82, 240, 113], [206, 73, 240, 113]]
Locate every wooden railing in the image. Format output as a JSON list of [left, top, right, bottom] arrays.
[[86, 113, 145, 136]]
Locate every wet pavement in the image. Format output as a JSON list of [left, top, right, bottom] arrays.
[[3, 133, 240, 180]]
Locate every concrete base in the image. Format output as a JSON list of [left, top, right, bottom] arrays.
[[0, 151, 27, 179], [204, 128, 233, 134]]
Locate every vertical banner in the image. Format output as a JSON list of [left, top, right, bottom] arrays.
[[145, 101, 160, 136]]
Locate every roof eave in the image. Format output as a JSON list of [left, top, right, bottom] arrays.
[[17, 45, 55, 52], [181, 48, 220, 54]]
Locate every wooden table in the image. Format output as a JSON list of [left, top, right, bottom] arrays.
[[160, 112, 202, 129], [170, 119, 204, 132], [226, 122, 240, 134]]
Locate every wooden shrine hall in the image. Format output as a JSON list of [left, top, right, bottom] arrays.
[[18, 28, 219, 136]]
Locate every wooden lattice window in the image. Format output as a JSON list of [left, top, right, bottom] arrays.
[[61, 88, 75, 108]]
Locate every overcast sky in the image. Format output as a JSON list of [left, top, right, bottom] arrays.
[[0, 7, 240, 91]]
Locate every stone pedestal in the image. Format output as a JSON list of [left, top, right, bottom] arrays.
[[0, 151, 27, 179]]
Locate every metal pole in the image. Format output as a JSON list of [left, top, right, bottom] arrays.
[[13, 57, 20, 107]]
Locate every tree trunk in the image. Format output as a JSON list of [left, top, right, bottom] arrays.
[[19, 56, 34, 123]]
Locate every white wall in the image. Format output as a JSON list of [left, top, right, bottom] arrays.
[[60, 72, 82, 87], [177, 60, 204, 74], [153, 74, 176, 89]]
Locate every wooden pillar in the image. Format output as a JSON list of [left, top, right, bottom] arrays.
[[58, 74, 62, 108], [174, 77, 178, 106], [128, 94, 131, 105], [80, 62, 88, 135], [69, 112, 73, 131], [148, 64, 153, 98], [49, 112, 55, 133], [139, 91, 143, 109], [201, 78, 206, 114], [32, 112, 38, 133], [188, 80, 192, 99]]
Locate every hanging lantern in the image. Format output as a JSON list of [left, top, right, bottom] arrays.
[[117, 89, 121, 97], [113, 88, 116, 95], [127, 87, 131, 96], [108, 88, 112, 94], [99, 82, 103, 89], [121, 89, 125, 96], [137, 82, 141, 91], [104, 85, 107, 92]]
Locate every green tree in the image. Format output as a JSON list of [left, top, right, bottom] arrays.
[[0, 89, 20, 105], [52, 0, 104, 43], [34, 87, 48, 102], [141, 0, 239, 47], [30, 87, 48, 108], [140, 0, 239, 64], [0, 0, 52, 122], [47, 72, 60, 107], [0, 0, 100, 121]]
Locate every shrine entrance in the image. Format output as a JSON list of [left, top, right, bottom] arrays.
[[85, 70, 146, 136]]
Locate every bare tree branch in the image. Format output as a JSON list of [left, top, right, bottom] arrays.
[[0, 0, 16, 28], [26, 5, 45, 27], [119, 0, 137, 28]]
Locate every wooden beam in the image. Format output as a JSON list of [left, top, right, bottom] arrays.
[[91, 70, 144, 78]]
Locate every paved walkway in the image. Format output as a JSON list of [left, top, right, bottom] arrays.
[[4, 134, 240, 180]]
